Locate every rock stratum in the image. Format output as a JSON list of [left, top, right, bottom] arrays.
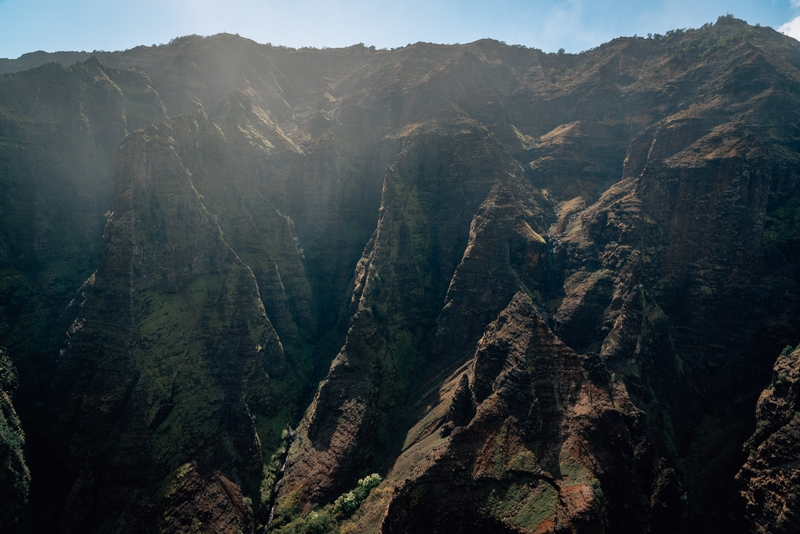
[[1, 15, 800, 533]]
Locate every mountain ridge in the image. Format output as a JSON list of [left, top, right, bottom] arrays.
[[1, 15, 799, 533]]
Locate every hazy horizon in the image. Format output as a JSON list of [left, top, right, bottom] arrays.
[[2, 0, 800, 61]]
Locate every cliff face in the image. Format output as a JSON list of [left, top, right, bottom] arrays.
[[0, 59, 166, 372], [0, 57, 167, 328], [0, 59, 169, 532], [736, 345, 800, 533], [2, 15, 800, 534], [273, 18, 800, 534], [376, 292, 658, 533], [0, 348, 29, 528]]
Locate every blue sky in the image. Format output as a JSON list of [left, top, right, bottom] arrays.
[[1, 0, 799, 59]]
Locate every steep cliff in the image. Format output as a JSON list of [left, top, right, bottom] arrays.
[[272, 18, 800, 533], [376, 292, 660, 533], [736, 345, 800, 533], [0, 58, 168, 532], [45, 107, 301, 532], [0, 348, 29, 528]]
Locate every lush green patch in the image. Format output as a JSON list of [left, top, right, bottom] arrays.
[[332, 474, 382, 516], [275, 509, 335, 534], [272, 474, 382, 534], [557, 456, 592, 488], [508, 449, 539, 472], [765, 195, 800, 250], [510, 483, 558, 530], [488, 482, 530, 518], [487, 480, 558, 531]]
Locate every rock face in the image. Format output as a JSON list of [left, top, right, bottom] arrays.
[[1, 15, 800, 534], [0, 348, 29, 528], [736, 345, 800, 533], [0, 58, 168, 532], [378, 292, 655, 533]]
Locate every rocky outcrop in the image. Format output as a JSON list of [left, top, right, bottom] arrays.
[[159, 462, 254, 534], [377, 291, 659, 533], [275, 118, 516, 510], [736, 345, 800, 533], [0, 348, 29, 530]]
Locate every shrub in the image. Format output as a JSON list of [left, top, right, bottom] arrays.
[[332, 473, 383, 517]]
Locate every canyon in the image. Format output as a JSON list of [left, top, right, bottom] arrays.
[[1, 15, 799, 533]]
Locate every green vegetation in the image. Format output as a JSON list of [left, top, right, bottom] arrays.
[[667, 15, 754, 60], [272, 474, 383, 534], [272, 485, 306, 527], [130, 254, 302, 516], [319, 129, 504, 473], [765, 195, 800, 250], [480, 419, 518, 478], [487, 480, 558, 531], [588, 478, 609, 527], [167, 35, 204, 47], [510, 483, 558, 530], [332, 474, 382, 516], [488, 483, 530, 518], [4, 18, 800, 533], [557, 456, 593, 488], [508, 449, 539, 472]]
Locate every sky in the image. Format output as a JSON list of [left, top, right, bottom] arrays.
[[1, 0, 800, 59]]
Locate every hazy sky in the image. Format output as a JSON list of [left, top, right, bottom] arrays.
[[1, 0, 799, 59]]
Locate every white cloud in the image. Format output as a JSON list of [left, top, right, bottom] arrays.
[[779, 15, 800, 40]]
